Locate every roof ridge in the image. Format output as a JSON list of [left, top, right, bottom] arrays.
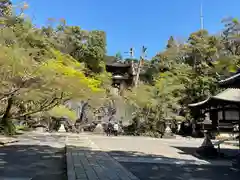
[[219, 73, 240, 84]]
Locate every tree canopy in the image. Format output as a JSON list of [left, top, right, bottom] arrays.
[[0, 2, 110, 134], [1, 2, 240, 136], [123, 18, 240, 137]]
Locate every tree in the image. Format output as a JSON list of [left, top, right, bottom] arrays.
[[53, 26, 107, 73], [166, 36, 176, 49], [0, 0, 12, 17], [214, 18, 240, 74], [1, 2, 240, 138], [0, 45, 104, 133], [0, 3, 112, 134], [115, 52, 123, 61], [124, 26, 234, 136]]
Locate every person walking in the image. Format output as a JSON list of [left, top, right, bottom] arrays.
[[113, 122, 119, 136], [107, 122, 113, 136]]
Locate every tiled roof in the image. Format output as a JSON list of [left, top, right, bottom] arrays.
[[219, 73, 240, 85], [106, 62, 131, 67], [188, 98, 211, 107], [189, 88, 240, 107], [213, 88, 240, 102]]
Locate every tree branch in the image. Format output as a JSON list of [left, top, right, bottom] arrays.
[[0, 87, 21, 101], [0, 76, 38, 101], [12, 92, 64, 119]]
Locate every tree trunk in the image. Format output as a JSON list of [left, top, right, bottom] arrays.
[[134, 61, 142, 87], [0, 96, 14, 133], [75, 101, 88, 126]]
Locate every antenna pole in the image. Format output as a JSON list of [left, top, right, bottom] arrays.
[[200, 2, 204, 30], [134, 46, 146, 87]]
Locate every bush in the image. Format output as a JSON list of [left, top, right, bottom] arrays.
[[0, 119, 16, 135], [15, 125, 31, 131]]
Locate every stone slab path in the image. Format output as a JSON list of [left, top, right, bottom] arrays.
[[66, 134, 139, 180]]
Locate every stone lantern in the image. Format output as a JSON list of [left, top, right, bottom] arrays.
[[196, 119, 218, 158], [163, 118, 175, 138]]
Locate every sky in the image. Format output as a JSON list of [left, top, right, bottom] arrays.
[[12, 0, 240, 59]]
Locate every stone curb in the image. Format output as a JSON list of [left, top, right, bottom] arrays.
[[0, 137, 19, 146], [66, 145, 76, 180]]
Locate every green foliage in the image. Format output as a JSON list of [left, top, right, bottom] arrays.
[[54, 26, 107, 73], [124, 18, 240, 137], [47, 105, 77, 121], [1, 3, 239, 138], [0, 4, 111, 134], [115, 52, 123, 61], [166, 36, 176, 49], [0, 0, 12, 17]]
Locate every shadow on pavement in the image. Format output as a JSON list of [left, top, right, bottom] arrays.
[[173, 146, 239, 160], [67, 144, 240, 180], [0, 144, 67, 180], [120, 161, 239, 180]]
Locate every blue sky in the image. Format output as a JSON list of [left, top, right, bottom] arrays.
[[12, 0, 240, 59]]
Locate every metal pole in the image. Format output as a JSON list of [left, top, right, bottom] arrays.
[[200, 2, 204, 30], [134, 46, 146, 87], [130, 47, 134, 59]]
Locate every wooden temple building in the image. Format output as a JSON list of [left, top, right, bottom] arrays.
[[106, 61, 137, 95], [189, 88, 240, 137], [189, 72, 240, 162]]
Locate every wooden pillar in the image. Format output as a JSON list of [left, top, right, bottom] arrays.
[[222, 104, 226, 121], [237, 104, 240, 150], [232, 103, 240, 169]]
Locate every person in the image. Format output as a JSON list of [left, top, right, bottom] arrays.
[[113, 122, 119, 136], [107, 122, 113, 136]]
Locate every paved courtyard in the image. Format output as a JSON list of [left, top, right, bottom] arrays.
[[66, 134, 139, 180], [85, 134, 240, 180], [121, 162, 238, 180], [0, 132, 67, 180], [1, 132, 239, 180]]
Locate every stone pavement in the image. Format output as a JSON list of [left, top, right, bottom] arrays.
[[84, 134, 240, 180], [87, 134, 238, 166], [0, 132, 67, 180], [66, 134, 139, 180], [0, 135, 19, 145], [120, 162, 240, 180]]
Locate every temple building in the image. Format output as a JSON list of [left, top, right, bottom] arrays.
[[188, 72, 240, 160], [106, 61, 137, 95], [189, 88, 240, 137]]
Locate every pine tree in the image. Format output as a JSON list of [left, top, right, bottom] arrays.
[[166, 36, 176, 49]]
